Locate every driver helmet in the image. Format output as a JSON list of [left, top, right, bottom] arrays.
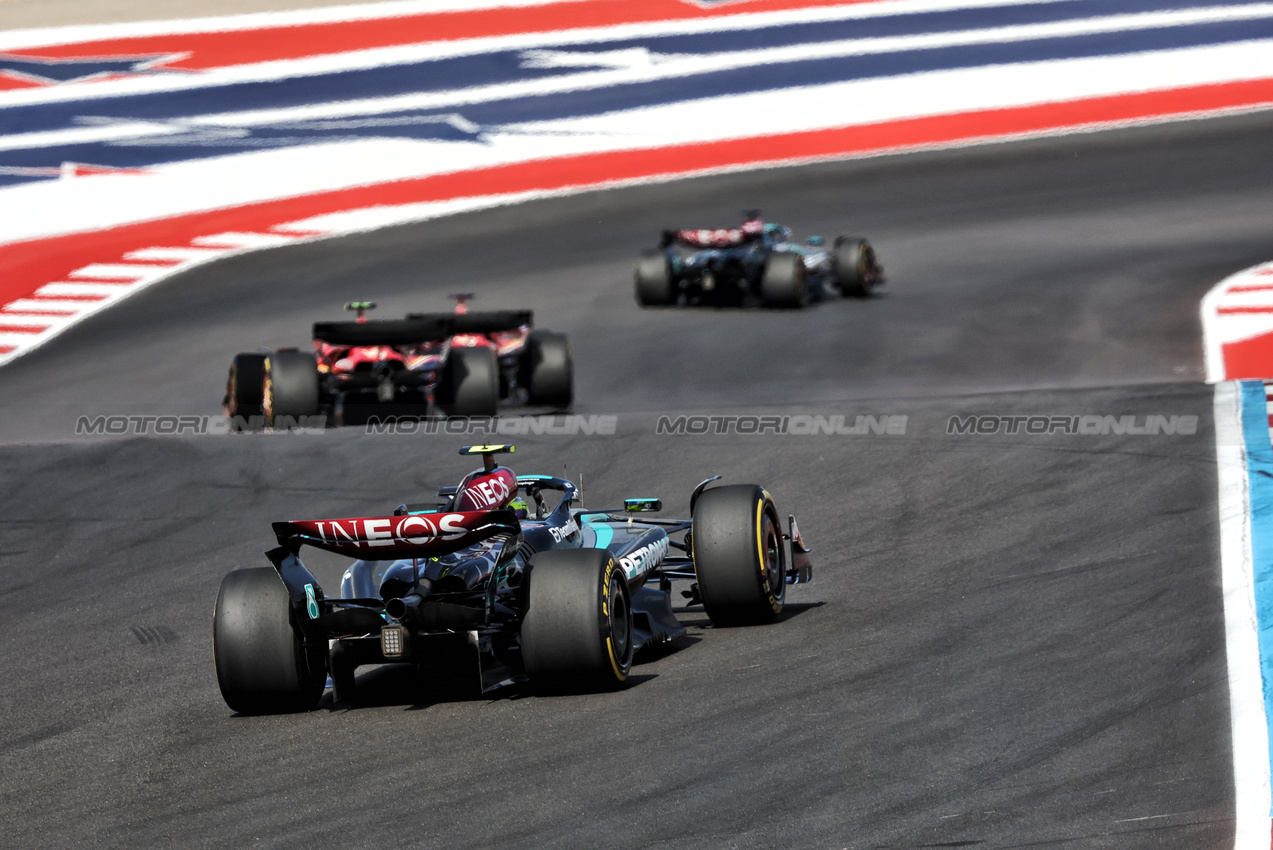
[[509, 496, 530, 519], [764, 223, 792, 243]]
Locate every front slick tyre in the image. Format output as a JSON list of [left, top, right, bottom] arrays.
[[834, 237, 880, 297], [213, 568, 325, 714], [521, 549, 633, 691], [692, 484, 786, 626]]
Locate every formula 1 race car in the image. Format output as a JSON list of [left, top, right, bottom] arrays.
[[223, 296, 572, 429], [212, 445, 814, 713], [635, 210, 883, 308]]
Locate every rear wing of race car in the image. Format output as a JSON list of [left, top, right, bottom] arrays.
[[407, 310, 533, 335], [262, 508, 520, 642], [313, 311, 532, 346], [313, 316, 455, 346], [271, 508, 520, 560], [659, 228, 762, 249]]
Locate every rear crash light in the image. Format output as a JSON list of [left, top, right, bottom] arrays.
[[381, 624, 409, 659]]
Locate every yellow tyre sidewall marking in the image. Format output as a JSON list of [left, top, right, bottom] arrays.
[[262, 357, 274, 421], [755, 499, 766, 579], [602, 557, 626, 681], [756, 496, 781, 613]]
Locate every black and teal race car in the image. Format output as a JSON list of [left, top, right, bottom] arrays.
[[212, 445, 813, 713], [634, 210, 883, 308]]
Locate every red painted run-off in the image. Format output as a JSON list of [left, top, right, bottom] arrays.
[[3, 76, 1273, 311], [7, 0, 874, 70], [1223, 335, 1273, 381], [1216, 269, 1273, 382]]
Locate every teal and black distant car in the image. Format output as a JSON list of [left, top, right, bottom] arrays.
[[634, 210, 883, 308]]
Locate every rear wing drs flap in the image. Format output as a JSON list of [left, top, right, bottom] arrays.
[[313, 311, 532, 346], [313, 316, 454, 346], [421, 310, 532, 335], [661, 228, 761, 249]]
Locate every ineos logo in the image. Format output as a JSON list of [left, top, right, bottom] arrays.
[[464, 473, 512, 508], [682, 228, 746, 247], [309, 513, 475, 548], [398, 515, 438, 544]]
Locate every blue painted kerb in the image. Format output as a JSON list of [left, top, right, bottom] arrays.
[[1238, 379, 1273, 810]]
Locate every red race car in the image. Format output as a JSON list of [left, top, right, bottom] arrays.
[[224, 295, 572, 429]]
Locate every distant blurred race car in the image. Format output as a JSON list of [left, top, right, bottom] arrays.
[[635, 210, 883, 308], [212, 444, 814, 713], [223, 295, 572, 429]]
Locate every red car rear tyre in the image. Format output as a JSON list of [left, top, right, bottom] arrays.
[[224, 352, 266, 431], [436, 345, 499, 417], [264, 351, 320, 429], [521, 331, 573, 408]]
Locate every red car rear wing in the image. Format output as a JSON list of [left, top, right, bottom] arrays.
[[313, 316, 455, 346], [272, 508, 519, 560], [313, 311, 532, 346], [414, 310, 532, 335]]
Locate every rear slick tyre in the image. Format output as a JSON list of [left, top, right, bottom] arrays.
[[225, 353, 266, 431], [760, 252, 808, 308], [436, 345, 499, 417], [635, 255, 676, 306], [213, 568, 325, 714], [521, 331, 573, 408], [264, 351, 320, 429], [691, 484, 787, 626], [521, 549, 633, 690]]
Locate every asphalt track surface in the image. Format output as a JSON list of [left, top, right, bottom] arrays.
[[4, 111, 1273, 847]]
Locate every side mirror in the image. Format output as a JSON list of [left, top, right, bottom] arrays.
[[623, 498, 662, 513]]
